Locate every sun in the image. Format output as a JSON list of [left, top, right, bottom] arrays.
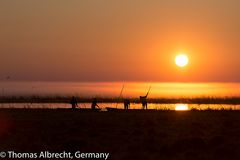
[[175, 54, 189, 67]]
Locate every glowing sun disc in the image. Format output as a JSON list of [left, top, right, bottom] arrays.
[[175, 54, 189, 67]]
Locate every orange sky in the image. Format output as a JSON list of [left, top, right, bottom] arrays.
[[0, 0, 240, 82]]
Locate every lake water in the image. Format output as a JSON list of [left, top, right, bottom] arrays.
[[1, 103, 240, 110], [1, 81, 240, 98], [1, 81, 240, 110]]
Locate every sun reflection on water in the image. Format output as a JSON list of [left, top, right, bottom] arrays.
[[175, 104, 189, 111]]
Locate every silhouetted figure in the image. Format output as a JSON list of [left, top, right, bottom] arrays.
[[140, 93, 148, 109], [91, 98, 100, 110], [70, 96, 78, 109], [124, 99, 130, 110]]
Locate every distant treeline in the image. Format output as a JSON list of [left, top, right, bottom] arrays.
[[1, 96, 240, 104]]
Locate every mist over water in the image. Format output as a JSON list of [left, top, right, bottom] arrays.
[[1, 81, 240, 98]]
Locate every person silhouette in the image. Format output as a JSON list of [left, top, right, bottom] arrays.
[[124, 99, 130, 110], [70, 96, 78, 109], [91, 98, 100, 110], [140, 93, 148, 109]]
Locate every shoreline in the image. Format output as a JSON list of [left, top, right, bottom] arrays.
[[1, 110, 240, 159], [2, 96, 240, 104]]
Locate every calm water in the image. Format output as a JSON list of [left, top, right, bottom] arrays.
[[1, 103, 240, 110], [1, 81, 240, 98]]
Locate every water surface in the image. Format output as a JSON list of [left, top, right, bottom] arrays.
[[1, 103, 240, 110], [1, 81, 240, 98]]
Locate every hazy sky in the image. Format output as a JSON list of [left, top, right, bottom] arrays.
[[0, 0, 240, 82]]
